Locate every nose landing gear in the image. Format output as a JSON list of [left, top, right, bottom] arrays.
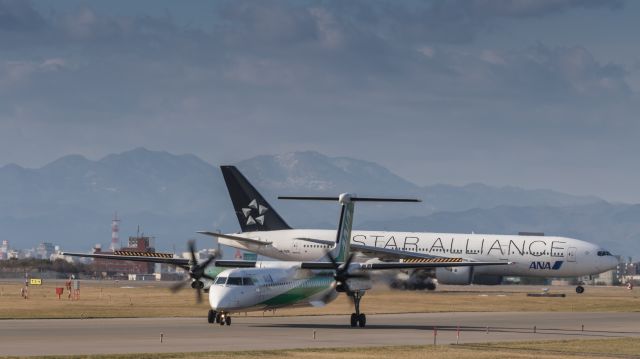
[[208, 310, 232, 326]]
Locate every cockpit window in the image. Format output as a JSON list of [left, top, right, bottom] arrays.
[[597, 251, 612, 256], [215, 276, 254, 286]]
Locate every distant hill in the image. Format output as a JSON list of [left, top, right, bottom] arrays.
[[0, 148, 636, 258]]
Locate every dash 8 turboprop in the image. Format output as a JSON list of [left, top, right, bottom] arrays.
[[198, 166, 618, 294], [64, 193, 510, 327]]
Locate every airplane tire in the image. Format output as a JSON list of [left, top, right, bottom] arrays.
[[350, 313, 357, 327], [208, 310, 216, 324], [576, 286, 585, 294], [358, 314, 366, 328], [225, 316, 232, 326]]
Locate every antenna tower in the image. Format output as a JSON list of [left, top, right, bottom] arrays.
[[110, 212, 121, 251]]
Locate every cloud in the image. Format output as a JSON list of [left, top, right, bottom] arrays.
[[452, 44, 631, 101], [461, 0, 623, 18], [0, 0, 637, 202], [0, 0, 46, 32]]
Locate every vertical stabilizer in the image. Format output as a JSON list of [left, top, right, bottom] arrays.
[[220, 166, 291, 232], [330, 193, 354, 263]]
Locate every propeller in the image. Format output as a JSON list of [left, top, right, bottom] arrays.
[[171, 240, 217, 304], [325, 251, 368, 297]]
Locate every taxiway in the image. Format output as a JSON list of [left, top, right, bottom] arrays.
[[1, 312, 639, 356]]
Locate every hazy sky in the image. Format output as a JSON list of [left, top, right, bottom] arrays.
[[1, 0, 639, 202]]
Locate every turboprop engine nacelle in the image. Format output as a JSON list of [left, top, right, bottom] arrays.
[[345, 277, 372, 291]]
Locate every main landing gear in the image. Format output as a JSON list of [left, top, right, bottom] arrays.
[[208, 310, 231, 326], [576, 285, 585, 294], [348, 291, 366, 328]]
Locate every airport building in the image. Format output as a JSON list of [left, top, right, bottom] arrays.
[[36, 242, 56, 259]]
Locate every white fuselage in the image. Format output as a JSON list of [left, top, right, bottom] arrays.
[[208, 265, 339, 313], [219, 230, 617, 277]]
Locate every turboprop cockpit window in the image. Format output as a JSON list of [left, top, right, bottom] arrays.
[[226, 277, 243, 285], [214, 276, 227, 285], [242, 277, 254, 285]]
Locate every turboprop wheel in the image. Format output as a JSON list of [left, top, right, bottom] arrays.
[[350, 313, 357, 327], [358, 313, 366, 328], [225, 316, 232, 326], [207, 310, 216, 324], [576, 286, 585, 294]]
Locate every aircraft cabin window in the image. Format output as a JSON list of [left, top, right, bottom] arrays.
[[215, 276, 227, 285]]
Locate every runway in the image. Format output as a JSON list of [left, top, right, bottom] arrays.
[[2, 312, 640, 356]]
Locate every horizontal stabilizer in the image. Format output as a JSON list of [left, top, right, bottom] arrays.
[[279, 196, 421, 202], [197, 231, 272, 246]]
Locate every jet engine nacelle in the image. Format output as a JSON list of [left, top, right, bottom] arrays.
[[471, 274, 503, 285], [435, 266, 474, 285]]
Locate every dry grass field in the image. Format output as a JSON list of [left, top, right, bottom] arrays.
[[1, 280, 639, 319], [3, 338, 640, 359]]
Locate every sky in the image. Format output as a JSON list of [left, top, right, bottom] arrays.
[[1, 0, 639, 202]]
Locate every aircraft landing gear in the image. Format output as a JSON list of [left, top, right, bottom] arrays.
[[191, 280, 204, 289], [207, 310, 216, 324], [349, 291, 366, 328], [216, 312, 231, 326], [576, 285, 585, 294]]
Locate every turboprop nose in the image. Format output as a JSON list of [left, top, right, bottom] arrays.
[[208, 285, 235, 311]]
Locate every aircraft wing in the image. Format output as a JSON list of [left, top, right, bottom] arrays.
[[350, 243, 440, 260], [301, 258, 511, 270], [197, 231, 273, 246], [62, 252, 191, 269], [354, 260, 512, 270], [62, 251, 258, 270], [295, 237, 461, 261]]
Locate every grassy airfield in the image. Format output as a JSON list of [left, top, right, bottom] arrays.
[[1, 280, 639, 319], [3, 338, 640, 359]]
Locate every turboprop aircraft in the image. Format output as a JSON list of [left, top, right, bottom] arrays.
[[63, 193, 510, 327], [200, 166, 618, 294]]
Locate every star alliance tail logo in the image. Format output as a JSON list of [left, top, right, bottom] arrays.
[[242, 199, 269, 226]]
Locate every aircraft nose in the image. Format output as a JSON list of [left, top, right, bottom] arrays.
[[208, 286, 234, 310]]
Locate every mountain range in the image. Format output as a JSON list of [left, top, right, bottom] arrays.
[[0, 148, 637, 258]]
